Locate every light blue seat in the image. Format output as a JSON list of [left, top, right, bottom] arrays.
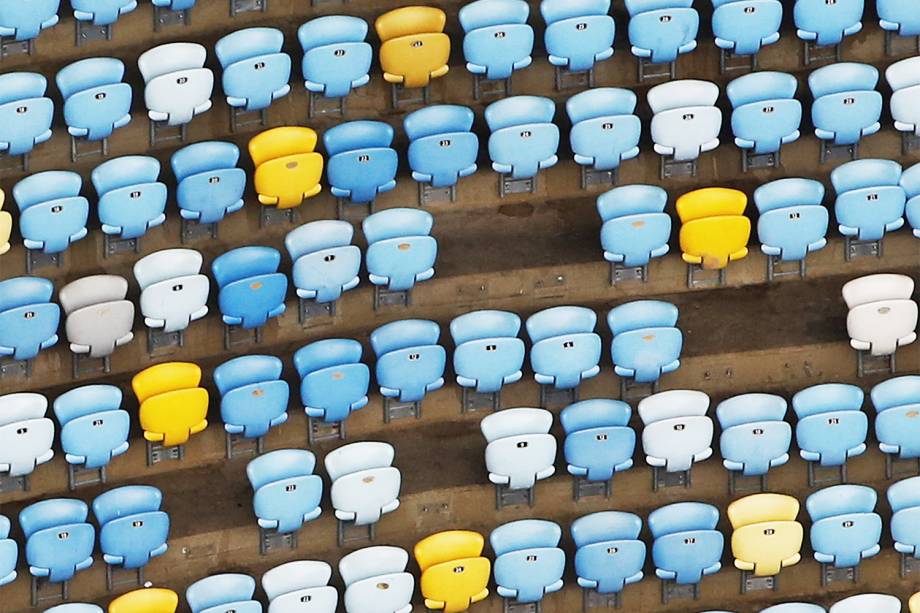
[[712, 0, 782, 57], [93, 485, 169, 571], [809, 63, 882, 147], [806, 484, 881, 568], [888, 475, 920, 558], [831, 159, 905, 241], [324, 121, 398, 205], [491, 519, 565, 604], [0, 515, 16, 586], [171, 141, 246, 225], [363, 208, 437, 293], [794, 0, 863, 47], [649, 502, 723, 585], [625, 0, 699, 64], [71, 0, 136, 26], [541, 0, 615, 73], [485, 96, 559, 180], [404, 105, 479, 191], [878, 0, 920, 37], [727, 71, 802, 156], [53, 385, 129, 471], [460, 0, 533, 81], [901, 162, 920, 237], [151, 0, 196, 10], [298, 16, 372, 99], [607, 300, 682, 384], [212, 246, 288, 329], [566, 88, 641, 173], [45, 606, 104, 613], [294, 338, 369, 423], [20, 498, 95, 584], [450, 310, 525, 395], [371, 320, 446, 403], [754, 178, 828, 262], [0, 277, 59, 363], [0, 72, 53, 159], [13, 170, 89, 254], [56, 57, 132, 151], [187, 574, 260, 613], [596, 184, 670, 268], [526, 306, 602, 390], [0, 0, 59, 43], [561, 399, 635, 482], [214, 355, 290, 439], [92, 155, 168, 240], [246, 449, 322, 534], [572, 512, 645, 595], [791, 383, 867, 467], [871, 376, 920, 463], [717, 393, 791, 477], [215, 28, 291, 117], [286, 220, 361, 304]]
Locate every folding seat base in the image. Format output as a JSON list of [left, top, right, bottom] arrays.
[[230, 0, 267, 16], [844, 236, 883, 261], [503, 600, 540, 613], [499, 173, 538, 198], [390, 84, 430, 110], [495, 484, 535, 510], [461, 388, 501, 413], [886, 31, 920, 57], [742, 148, 781, 173], [229, 107, 268, 133], [148, 328, 185, 356], [766, 256, 807, 282], [0, 36, 34, 59], [572, 476, 611, 502], [75, 22, 113, 47], [154, 6, 191, 31], [72, 353, 111, 379], [620, 378, 658, 401], [727, 471, 769, 496], [149, 120, 188, 147], [609, 263, 648, 286], [820, 140, 859, 164], [583, 588, 623, 611], [383, 398, 421, 423], [474, 75, 513, 101], [337, 198, 374, 222], [260, 205, 296, 228], [224, 324, 263, 350], [337, 519, 376, 547], [308, 417, 345, 445], [660, 580, 700, 605], [902, 132, 920, 156], [225, 432, 264, 459], [686, 264, 726, 289], [0, 356, 32, 379], [660, 156, 697, 180], [106, 565, 144, 592], [539, 384, 578, 410], [806, 461, 847, 488], [720, 49, 757, 74], [146, 441, 185, 467], [308, 93, 347, 119], [555, 67, 595, 91], [374, 287, 411, 310], [651, 467, 691, 492], [68, 464, 107, 490], [0, 473, 29, 493], [900, 552, 920, 578], [104, 234, 141, 258], [31, 577, 69, 607], [820, 564, 858, 587], [419, 182, 457, 205], [71, 135, 109, 162], [886, 455, 920, 481], [181, 218, 219, 243], [259, 528, 297, 555], [582, 166, 619, 190], [739, 571, 778, 594], [802, 41, 841, 67], [637, 59, 676, 83], [856, 350, 896, 378], [26, 249, 63, 274], [299, 298, 336, 326]]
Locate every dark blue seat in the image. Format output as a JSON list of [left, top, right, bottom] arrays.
[[324, 121, 398, 205], [294, 338, 370, 424], [20, 498, 95, 584], [561, 399, 635, 482], [212, 246, 288, 330]]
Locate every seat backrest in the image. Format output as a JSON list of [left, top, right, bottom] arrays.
[[461, 0, 529, 31], [0, 71, 47, 105], [324, 120, 394, 156], [211, 246, 281, 288], [53, 385, 121, 425], [249, 126, 318, 166], [186, 574, 256, 613], [648, 80, 719, 114], [886, 56, 920, 92], [792, 383, 864, 417], [339, 546, 409, 586], [480, 407, 553, 442], [485, 95, 556, 131], [0, 391, 47, 425], [754, 178, 825, 213], [20, 498, 88, 537], [58, 274, 128, 314], [108, 589, 179, 613], [560, 398, 631, 433], [375, 6, 446, 41], [872, 376, 920, 412], [414, 530, 485, 571], [596, 184, 667, 221], [676, 187, 747, 222], [806, 484, 876, 521], [525, 306, 596, 343], [13, 170, 82, 210], [324, 441, 395, 481], [832, 159, 902, 196], [727, 71, 798, 108], [362, 208, 433, 245], [138, 42, 207, 82], [56, 57, 124, 99], [246, 448, 316, 490], [215, 27, 284, 68], [571, 511, 642, 547], [638, 389, 710, 424], [132, 362, 202, 403], [829, 594, 902, 613], [213, 354, 283, 396], [298, 15, 368, 52], [294, 338, 363, 377], [450, 310, 521, 345], [888, 475, 920, 513], [92, 485, 162, 525], [134, 248, 203, 290], [370, 319, 440, 356], [405, 105, 475, 140], [648, 501, 719, 537], [262, 560, 332, 600], [808, 62, 878, 99], [567, 88, 637, 125], [491, 519, 562, 555], [842, 273, 914, 309], [607, 300, 678, 334], [716, 393, 787, 428]]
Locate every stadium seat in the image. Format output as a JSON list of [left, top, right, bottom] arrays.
[[249, 126, 323, 215], [294, 338, 370, 443], [325, 441, 400, 545], [56, 57, 132, 161], [371, 319, 445, 420], [137, 42, 213, 144], [526, 306, 602, 406], [676, 187, 750, 285], [92, 155, 167, 252], [186, 574, 259, 613], [0, 276, 60, 372], [0, 392, 54, 487], [481, 408, 556, 507], [571, 511, 645, 606], [93, 485, 169, 588], [47, 606, 104, 613], [886, 56, 920, 153], [0, 72, 53, 170], [59, 275, 134, 375], [339, 546, 414, 613], [638, 390, 713, 489], [285, 220, 360, 321], [727, 71, 802, 170], [792, 383, 868, 485], [728, 493, 803, 583], [324, 120, 398, 210], [889, 475, 920, 574], [108, 588, 179, 613], [830, 594, 902, 613], [648, 502, 723, 601], [246, 449, 322, 549], [70, 0, 135, 44], [375, 6, 450, 106], [806, 484, 881, 575], [903, 162, 920, 236], [150, 0, 194, 31], [134, 249, 209, 351], [712, 0, 782, 72], [13, 170, 89, 270], [132, 362, 208, 463], [842, 274, 918, 373], [717, 393, 791, 492], [297, 15, 372, 116], [485, 96, 560, 195], [541, 0, 615, 88], [215, 27, 290, 131], [0, 515, 15, 587], [878, 0, 920, 55], [404, 105, 479, 203], [794, 0, 864, 63], [459, 0, 533, 97], [561, 399, 635, 499], [0, 191, 9, 255], [607, 300, 682, 394], [450, 310, 525, 411], [872, 376, 920, 477], [0, 0, 59, 54], [566, 88, 642, 187], [53, 385, 129, 488], [762, 605, 826, 613], [415, 531, 490, 613], [20, 498, 95, 602], [831, 160, 906, 256], [625, 0, 699, 81], [596, 184, 670, 283], [363, 208, 437, 308], [211, 246, 288, 342], [647, 80, 721, 177], [809, 62, 882, 161], [754, 178, 829, 279], [262, 560, 337, 613], [491, 519, 565, 605], [214, 355, 289, 456], [171, 141, 246, 238]]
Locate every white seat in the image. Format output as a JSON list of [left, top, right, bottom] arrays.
[[59, 275, 134, 358], [885, 56, 920, 92], [262, 560, 333, 601], [650, 107, 722, 161], [642, 416, 713, 471], [482, 408, 556, 489], [638, 389, 711, 424], [0, 393, 53, 478], [890, 86, 920, 135], [325, 442, 400, 525], [134, 248, 209, 333], [339, 547, 414, 613], [842, 274, 915, 308], [647, 80, 720, 113], [138, 42, 214, 126], [324, 441, 394, 481], [847, 300, 918, 356], [829, 594, 901, 613], [268, 587, 338, 613], [0, 392, 48, 425], [480, 407, 553, 442]]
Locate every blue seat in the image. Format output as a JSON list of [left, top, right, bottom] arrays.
[[491, 520, 565, 604], [566, 88, 641, 173], [727, 71, 802, 156], [13, 170, 89, 254], [809, 63, 882, 147], [92, 155, 168, 240], [561, 399, 635, 482], [717, 393, 791, 477], [404, 105, 479, 190], [888, 475, 920, 559], [215, 28, 291, 116], [791, 383, 867, 467], [806, 485, 881, 568], [0, 72, 53, 158], [246, 449, 323, 534], [625, 0, 699, 64], [871, 376, 920, 463], [0, 515, 16, 586], [648, 502, 723, 585], [526, 306, 602, 390], [214, 355, 290, 439], [541, 0, 615, 73], [754, 178, 828, 262], [901, 162, 920, 238], [187, 574, 260, 613], [878, 0, 920, 37], [712, 0, 782, 57], [53, 385, 129, 471], [363, 208, 437, 293], [596, 185, 671, 268], [71, 0, 136, 26], [298, 16, 372, 99], [0, 276, 59, 362], [294, 338, 369, 423], [324, 121, 398, 204], [151, 0, 196, 10], [460, 0, 533, 81], [212, 246, 288, 329], [607, 300, 682, 384], [450, 310, 525, 395], [171, 141, 246, 225], [794, 0, 863, 47], [486, 96, 559, 180], [93, 485, 169, 571], [831, 159, 905, 241], [20, 498, 95, 583], [285, 220, 361, 304], [572, 512, 645, 595], [371, 320, 446, 403], [56, 57, 132, 149], [0, 0, 59, 43]]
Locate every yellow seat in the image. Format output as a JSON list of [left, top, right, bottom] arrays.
[[0, 189, 10, 255], [729, 494, 803, 577], [249, 127, 323, 209], [109, 588, 179, 613], [133, 362, 208, 447], [909, 591, 920, 612], [677, 188, 750, 271], [132, 362, 203, 403], [376, 7, 450, 89], [676, 187, 747, 222], [415, 531, 490, 613]]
